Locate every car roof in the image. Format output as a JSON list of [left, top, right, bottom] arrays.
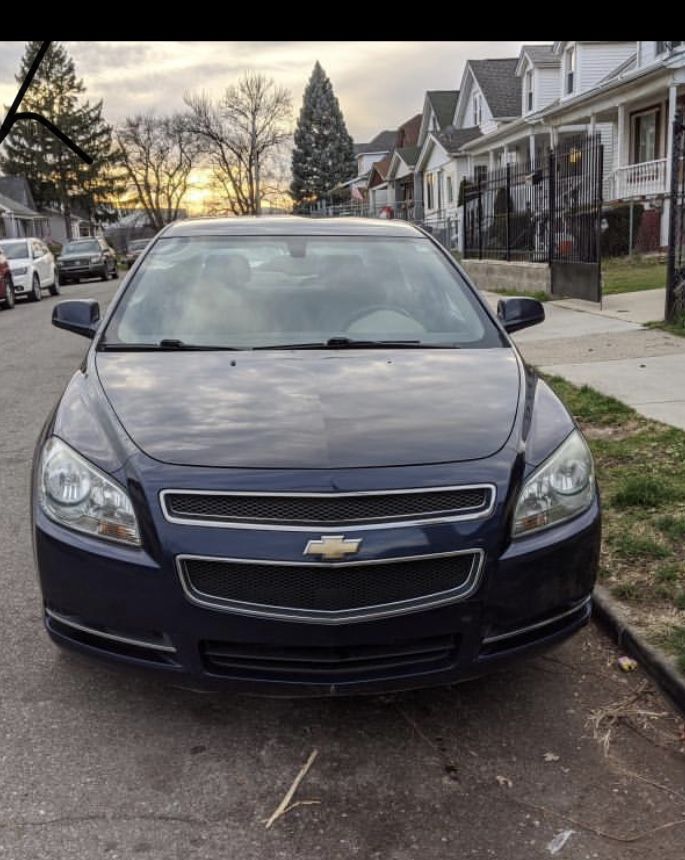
[[162, 216, 425, 239]]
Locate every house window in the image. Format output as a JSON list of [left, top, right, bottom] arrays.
[[426, 174, 434, 210], [632, 108, 660, 164], [474, 165, 488, 182], [526, 70, 534, 112], [566, 46, 575, 94], [473, 93, 482, 125], [446, 175, 454, 203]]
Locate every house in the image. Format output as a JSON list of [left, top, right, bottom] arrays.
[[458, 41, 685, 247], [0, 191, 48, 240]]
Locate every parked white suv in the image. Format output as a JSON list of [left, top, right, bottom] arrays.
[[0, 238, 59, 301]]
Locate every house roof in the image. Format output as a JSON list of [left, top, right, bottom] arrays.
[[521, 44, 560, 67], [469, 58, 522, 118], [426, 91, 460, 129], [0, 191, 43, 219], [0, 175, 38, 211], [435, 126, 483, 155], [354, 129, 396, 155], [395, 145, 421, 167]]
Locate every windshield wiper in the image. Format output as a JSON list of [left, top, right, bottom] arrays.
[[99, 339, 241, 351], [253, 337, 455, 350]]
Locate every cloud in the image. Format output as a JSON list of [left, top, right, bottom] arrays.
[[0, 40, 548, 141]]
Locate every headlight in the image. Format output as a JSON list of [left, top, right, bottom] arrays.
[[13, 266, 27, 275], [512, 430, 595, 537], [39, 437, 140, 545], [90, 255, 102, 263]]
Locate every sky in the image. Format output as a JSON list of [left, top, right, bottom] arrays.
[[0, 41, 548, 143]]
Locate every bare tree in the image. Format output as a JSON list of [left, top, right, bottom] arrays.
[[185, 73, 292, 216], [116, 113, 200, 231]]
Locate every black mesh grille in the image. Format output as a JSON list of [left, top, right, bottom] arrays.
[[165, 487, 491, 526], [181, 553, 477, 613], [201, 635, 458, 681]]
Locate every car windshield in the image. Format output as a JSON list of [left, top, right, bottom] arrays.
[[0, 241, 29, 260], [64, 240, 100, 254], [103, 234, 505, 350]]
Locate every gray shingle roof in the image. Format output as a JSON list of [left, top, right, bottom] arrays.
[[521, 44, 560, 67], [395, 145, 420, 167], [0, 191, 42, 218], [435, 126, 483, 155], [354, 129, 396, 155], [469, 59, 522, 118], [426, 91, 459, 130]]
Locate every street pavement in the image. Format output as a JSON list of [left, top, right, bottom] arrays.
[[0, 279, 684, 859], [484, 289, 685, 431]]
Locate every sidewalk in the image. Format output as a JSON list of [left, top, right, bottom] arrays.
[[482, 289, 685, 430]]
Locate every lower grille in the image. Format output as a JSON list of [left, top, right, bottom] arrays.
[[201, 634, 458, 682], [178, 550, 482, 623]]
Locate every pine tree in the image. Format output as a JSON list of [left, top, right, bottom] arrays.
[[290, 62, 356, 210], [0, 41, 121, 237]]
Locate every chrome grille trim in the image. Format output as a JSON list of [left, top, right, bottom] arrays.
[[160, 484, 496, 531], [176, 548, 484, 624]]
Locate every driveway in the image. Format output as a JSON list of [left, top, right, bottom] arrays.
[[0, 282, 683, 859]]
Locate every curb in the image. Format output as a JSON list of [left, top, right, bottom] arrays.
[[593, 584, 685, 715]]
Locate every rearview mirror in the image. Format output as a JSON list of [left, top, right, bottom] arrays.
[[52, 299, 101, 339], [497, 297, 545, 334]]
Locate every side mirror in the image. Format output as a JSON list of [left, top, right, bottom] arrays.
[[497, 297, 545, 334], [52, 299, 101, 339]]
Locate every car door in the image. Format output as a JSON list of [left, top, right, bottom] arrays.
[[32, 241, 49, 285]]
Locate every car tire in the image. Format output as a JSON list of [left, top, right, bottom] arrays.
[[101, 265, 110, 282], [1, 278, 15, 310], [48, 272, 61, 296], [29, 273, 42, 302]]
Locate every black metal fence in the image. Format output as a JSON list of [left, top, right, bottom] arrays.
[[463, 135, 603, 265], [666, 116, 685, 322]]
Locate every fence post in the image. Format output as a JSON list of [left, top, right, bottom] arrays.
[[665, 116, 685, 323], [548, 149, 555, 265], [477, 174, 483, 260], [505, 163, 511, 261]]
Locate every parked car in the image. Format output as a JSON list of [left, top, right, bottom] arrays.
[[34, 217, 600, 696], [124, 238, 151, 268], [0, 248, 15, 310], [56, 237, 118, 284], [0, 238, 58, 301]]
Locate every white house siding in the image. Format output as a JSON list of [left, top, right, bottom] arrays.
[[422, 143, 461, 224], [536, 67, 559, 111], [357, 152, 388, 176], [638, 41, 658, 67], [577, 42, 637, 93]]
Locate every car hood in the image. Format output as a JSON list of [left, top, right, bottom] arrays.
[[59, 251, 97, 260], [95, 349, 521, 469], [7, 258, 30, 268]]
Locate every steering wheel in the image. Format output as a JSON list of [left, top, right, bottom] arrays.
[[342, 305, 424, 333]]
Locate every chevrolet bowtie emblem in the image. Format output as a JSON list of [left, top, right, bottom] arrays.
[[304, 535, 362, 561]]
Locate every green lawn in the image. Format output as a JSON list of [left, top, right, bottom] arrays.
[[545, 375, 685, 673], [602, 256, 667, 295]]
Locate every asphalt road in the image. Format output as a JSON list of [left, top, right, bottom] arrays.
[[0, 278, 684, 860]]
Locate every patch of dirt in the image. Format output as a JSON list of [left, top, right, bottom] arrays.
[[582, 420, 645, 440]]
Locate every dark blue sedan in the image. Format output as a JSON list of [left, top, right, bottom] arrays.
[[32, 217, 600, 696]]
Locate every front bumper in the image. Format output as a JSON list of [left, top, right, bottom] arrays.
[[34, 498, 600, 696], [10, 273, 30, 294], [57, 264, 105, 279]]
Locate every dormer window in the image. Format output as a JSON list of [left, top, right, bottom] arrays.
[[473, 93, 482, 125], [566, 46, 575, 94], [526, 70, 534, 112]]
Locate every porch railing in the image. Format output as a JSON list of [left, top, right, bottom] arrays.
[[612, 158, 668, 200]]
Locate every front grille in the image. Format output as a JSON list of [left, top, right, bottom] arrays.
[[178, 551, 481, 622], [163, 486, 493, 528], [201, 634, 459, 682]]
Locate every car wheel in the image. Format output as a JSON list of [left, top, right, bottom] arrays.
[[29, 273, 42, 302], [101, 266, 109, 282], [1, 278, 15, 310], [49, 272, 61, 296]]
